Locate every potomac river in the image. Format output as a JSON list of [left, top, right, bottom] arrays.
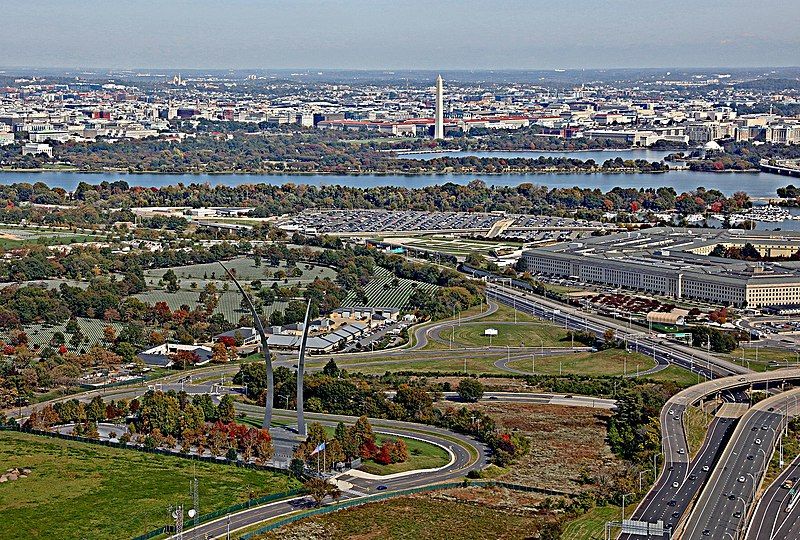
[[0, 168, 789, 198]]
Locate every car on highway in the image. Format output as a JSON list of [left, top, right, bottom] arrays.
[[376, 485, 388, 491], [782, 478, 797, 489], [755, 438, 762, 445], [738, 476, 746, 483], [669, 409, 674, 415], [689, 474, 697, 481], [747, 455, 754, 461], [734, 511, 742, 518], [702, 465, 710, 472], [678, 448, 685, 455], [672, 481, 680, 488], [667, 500, 677, 507], [702, 530, 711, 536]]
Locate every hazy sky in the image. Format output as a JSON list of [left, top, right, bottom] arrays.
[[3, 0, 799, 70]]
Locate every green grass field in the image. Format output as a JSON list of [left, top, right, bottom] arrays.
[[562, 504, 624, 540], [725, 347, 799, 372], [684, 406, 713, 460], [506, 349, 656, 377], [341, 266, 437, 309], [360, 434, 451, 475], [644, 365, 702, 387], [0, 431, 298, 540], [446, 321, 571, 348]]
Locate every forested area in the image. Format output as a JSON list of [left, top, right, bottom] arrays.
[[0, 180, 750, 225]]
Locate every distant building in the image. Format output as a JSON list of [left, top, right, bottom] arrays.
[[136, 343, 213, 368], [213, 327, 260, 347], [21, 142, 52, 157]]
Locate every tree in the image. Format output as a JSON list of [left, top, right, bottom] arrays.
[[211, 341, 230, 363], [303, 477, 341, 507], [456, 378, 484, 403], [322, 358, 340, 377], [289, 457, 306, 478], [218, 394, 236, 423], [103, 325, 117, 344], [163, 269, 180, 293], [254, 428, 274, 463]]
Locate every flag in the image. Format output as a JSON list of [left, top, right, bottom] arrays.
[[310, 442, 326, 456]]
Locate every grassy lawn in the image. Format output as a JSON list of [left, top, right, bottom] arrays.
[[644, 365, 702, 387], [238, 416, 450, 476], [562, 504, 624, 540], [506, 349, 655, 377], [479, 302, 542, 323], [725, 347, 799, 372], [255, 493, 545, 540], [446, 321, 570, 349], [336, 352, 510, 375], [0, 431, 298, 540], [359, 434, 450, 475]]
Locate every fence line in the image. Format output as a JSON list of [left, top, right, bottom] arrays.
[[238, 479, 571, 539], [0, 424, 288, 474]]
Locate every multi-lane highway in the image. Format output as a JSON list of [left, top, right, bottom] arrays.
[[746, 455, 800, 540], [683, 388, 800, 539], [487, 284, 748, 380], [621, 370, 800, 539]]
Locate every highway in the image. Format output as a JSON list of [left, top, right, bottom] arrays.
[[682, 388, 800, 539], [746, 455, 800, 540], [623, 371, 800, 539], [625, 413, 738, 537], [486, 284, 748, 380]]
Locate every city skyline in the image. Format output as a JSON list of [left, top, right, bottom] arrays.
[[2, 0, 799, 70]]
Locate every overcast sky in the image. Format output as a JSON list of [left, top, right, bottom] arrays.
[[3, 0, 798, 70]]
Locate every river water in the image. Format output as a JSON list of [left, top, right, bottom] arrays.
[[0, 168, 788, 198]]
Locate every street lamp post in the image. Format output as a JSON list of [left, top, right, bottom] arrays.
[[621, 492, 635, 523]]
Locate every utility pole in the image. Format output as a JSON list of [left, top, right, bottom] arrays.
[[192, 476, 199, 532]]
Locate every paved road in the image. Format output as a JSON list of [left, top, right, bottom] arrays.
[[487, 284, 748, 380], [624, 415, 737, 538], [746, 455, 800, 540], [625, 371, 800, 539], [169, 405, 487, 540], [682, 388, 800, 539]]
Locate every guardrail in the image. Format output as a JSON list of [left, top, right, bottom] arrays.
[[238, 479, 570, 539], [131, 489, 303, 540]]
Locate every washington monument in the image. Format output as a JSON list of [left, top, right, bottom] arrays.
[[434, 74, 444, 139]]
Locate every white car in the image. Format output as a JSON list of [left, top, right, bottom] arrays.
[[755, 439, 762, 445], [702, 465, 710, 472], [672, 481, 680, 488], [738, 476, 746, 483], [669, 409, 675, 415], [678, 449, 685, 455]]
